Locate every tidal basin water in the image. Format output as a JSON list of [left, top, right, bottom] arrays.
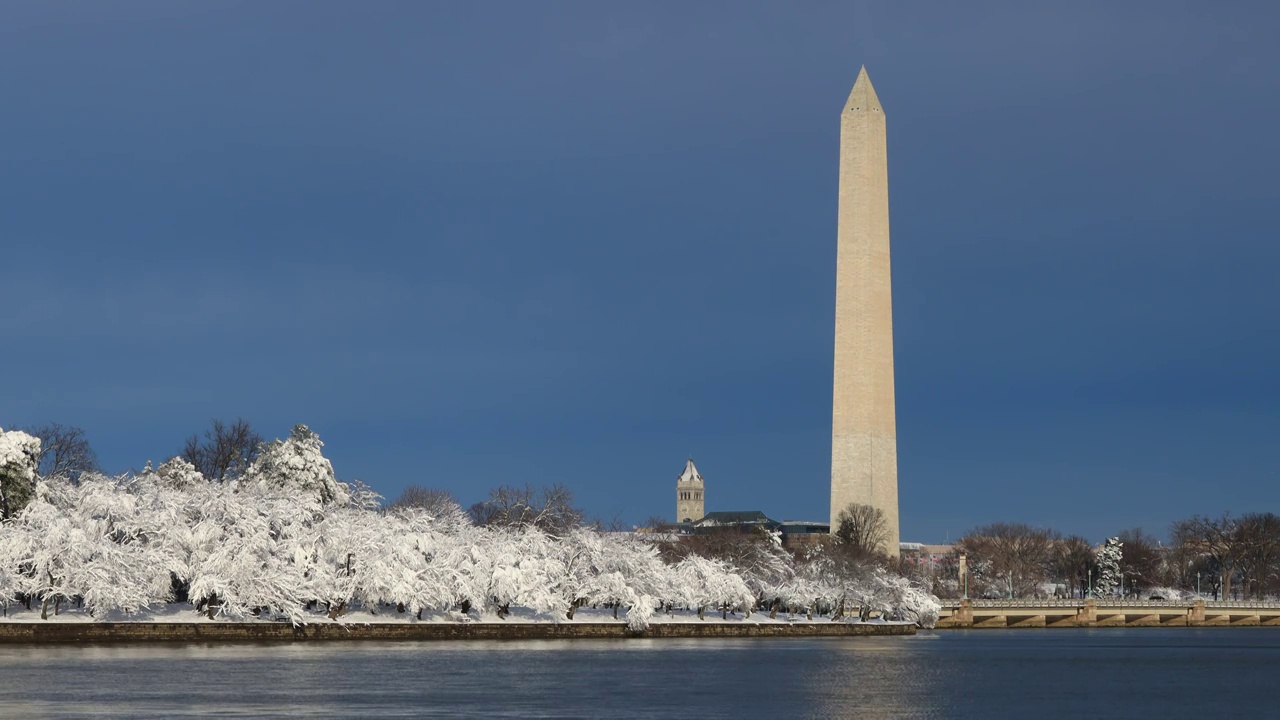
[[1, 628, 1278, 718]]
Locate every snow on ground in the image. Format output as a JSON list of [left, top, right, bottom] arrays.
[[0, 603, 911, 626]]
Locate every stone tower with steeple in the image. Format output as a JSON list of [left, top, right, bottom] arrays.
[[675, 459, 705, 524], [830, 66, 900, 555]]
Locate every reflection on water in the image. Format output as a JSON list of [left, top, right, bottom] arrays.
[[806, 637, 946, 718], [0, 629, 1278, 718]]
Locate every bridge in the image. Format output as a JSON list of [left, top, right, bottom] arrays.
[[936, 599, 1280, 628]]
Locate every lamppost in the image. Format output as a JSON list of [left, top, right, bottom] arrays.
[[1120, 572, 1125, 599], [1197, 572, 1201, 597]]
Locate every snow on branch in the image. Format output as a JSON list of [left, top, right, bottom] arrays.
[[0, 426, 939, 628]]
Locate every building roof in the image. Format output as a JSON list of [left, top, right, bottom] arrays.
[[779, 521, 831, 534], [677, 458, 703, 483], [694, 510, 778, 527]]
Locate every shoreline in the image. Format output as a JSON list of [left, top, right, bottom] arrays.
[[0, 620, 915, 644]]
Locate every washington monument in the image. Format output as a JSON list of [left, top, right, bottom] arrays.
[[830, 66, 899, 554]]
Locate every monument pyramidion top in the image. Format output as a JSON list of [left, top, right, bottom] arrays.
[[843, 65, 883, 114]]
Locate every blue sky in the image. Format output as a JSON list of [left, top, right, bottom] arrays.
[[2, 1, 1277, 542]]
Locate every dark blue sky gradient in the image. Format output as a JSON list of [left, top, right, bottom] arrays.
[[3, 1, 1278, 542]]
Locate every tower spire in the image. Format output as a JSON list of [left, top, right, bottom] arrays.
[[675, 458, 705, 524]]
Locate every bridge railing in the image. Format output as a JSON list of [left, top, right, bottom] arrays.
[[1092, 600, 1196, 608], [945, 599, 1280, 610], [1203, 600, 1280, 609], [962, 600, 1086, 609], [956, 600, 1186, 609]]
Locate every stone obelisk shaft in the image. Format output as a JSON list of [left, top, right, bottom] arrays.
[[830, 67, 899, 554]]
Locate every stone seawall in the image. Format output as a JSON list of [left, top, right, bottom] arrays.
[[0, 621, 914, 644]]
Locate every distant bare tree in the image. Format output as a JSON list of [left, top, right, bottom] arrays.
[[466, 498, 502, 527], [467, 483, 584, 534], [1171, 514, 1246, 600], [23, 422, 99, 483], [1166, 520, 1206, 591], [388, 486, 462, 518], [588, 512, 628, 533], [1116, 528, 1162, 596], [538, 484, 584, 532], [641, 515, 674, 531], [1236, 513, 1280, 600], [834, 503, 889, 559], [956, 523, 1058, 598], [181, 418, 262, 482], [1051, 535, 1095, 599]]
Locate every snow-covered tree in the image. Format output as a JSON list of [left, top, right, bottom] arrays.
[[868, 572, 941, 627], [0, 428, 41, 520], [151, 457, 205, 488], [243, 425, 349, 505], [0, 424, 948, 628], [179, 480, 321, 622], [672, 554, 755, 620], [9, 475, 173, 618], [1093, 537, 1123, 597], [62, 477, 174, 616]]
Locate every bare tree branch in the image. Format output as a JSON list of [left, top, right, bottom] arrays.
[[956, 522, 1059, 598], [834, 503, 889, 560], [389, 486, 462, 518], [23, 422, 99, 483], [1171, 514, 1246, 599], [181, 418, 262, 482], [467, 483, 584, 534]]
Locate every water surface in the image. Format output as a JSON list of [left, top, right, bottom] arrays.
[[1, 629, 1276, 718]]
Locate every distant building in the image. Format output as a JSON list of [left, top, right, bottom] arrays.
[[900, 543, 955, 577], [693, 510, 780, 532], [675, 459, 705, 525], [901, 543, 953, 557], [779, 521, 831, 551], [692, 512, 831, 552], [664, 459, 832, 551]]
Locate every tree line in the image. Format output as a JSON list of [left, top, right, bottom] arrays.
[[1, 418, 263, 517], [14, 419, 1272, 608], [927, 517, 1280, 601], [0, 423, 940, 628]]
